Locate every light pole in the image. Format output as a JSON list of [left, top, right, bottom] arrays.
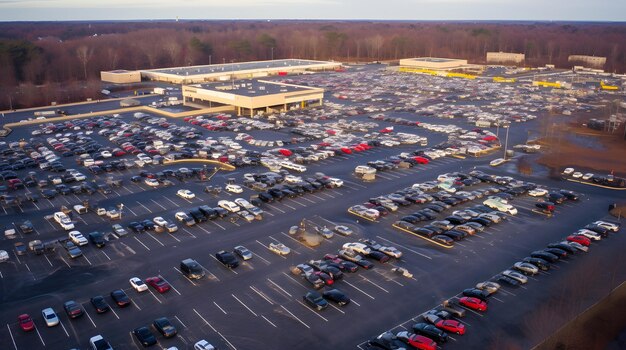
[[209, 55, 212, 65], [503, 124, 510, 160], [271, 47, 274, 60]]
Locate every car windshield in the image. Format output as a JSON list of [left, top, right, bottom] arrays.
[[45, 313, 55, 319]]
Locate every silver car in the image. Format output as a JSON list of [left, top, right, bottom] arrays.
[[513, 262, 539, 275], [502, 270, 528, 284], [334, 225, 353, 236], [475, 281, 501, 294], [42, 308, 59, 327], [234, 246, 252, 260]]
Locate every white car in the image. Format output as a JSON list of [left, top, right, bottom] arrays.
[[329, 177, 344, 187], [41, 308, 59, 327], [153, 217, 168, 227], [572, 172, 583, 178], [502, 269, 528, 284], [145, 178, 159, 187], [342, 242, 371, 255], [101, 150, 112, 158], [593, 220, 620, 232], [194, 340, 215, 350], [334, 225, 353, 236], [111, 224, 128, 236], [218, 200, 240, 213], [284, 175, 302, 183], [129, 277, 148, 292], [582, 173, 594, 180], [269, 242, 290, 255], [562, 167, 575, 175], [175, 212, 190, 222], [176, 189, 195, 199], [225, 184, 243, 193], [363, 208, 380, 220], [528, 188, 548, 197], [68, 231, 88, 246], [575, 229, 601, 241]]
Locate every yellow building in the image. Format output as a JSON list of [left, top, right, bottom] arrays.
[[182, 80, 325, 117]]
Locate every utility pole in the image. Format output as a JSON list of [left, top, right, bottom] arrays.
[[271, 47, 274, 60], [503, 124, 510, 160]]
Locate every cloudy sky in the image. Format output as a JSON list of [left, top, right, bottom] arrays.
[[0, 0, 624, 21]]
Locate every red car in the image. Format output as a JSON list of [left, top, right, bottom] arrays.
[[18, 314, 35, 332], [433, 318, 465, 335], [413, 156, 430, 164], [566, 235, 591, 247], [145, 277, 171, 293], [459, 297, 487, 312], [340, 147, 352, 154], [396, 332, 437, 350]]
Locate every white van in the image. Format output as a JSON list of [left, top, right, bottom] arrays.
[[355, 165, 376, 175]]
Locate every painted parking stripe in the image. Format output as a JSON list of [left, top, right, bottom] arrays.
[[159, 275, 182, 295], [214, 301, 228, 315], [193, 309, 238, 350], [344, 281, 375, 300], [280, 305, 310, 329], [6, 324, 19, 350], [232, 294, 257, 316], [360, 276, 390, 293], [297, 300, 328, 321], [150, 199, 167, 210], [145, 233, 165, 247], [267, 278, 293, 297], [262, 315, 277, 328], [250, 286, 275, 305]]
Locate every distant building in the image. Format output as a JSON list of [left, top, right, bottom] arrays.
[[486, 52, 525, 64], [399, 57, 468, 70], [568, 55, 606, 69], [101, 59, 341, 85], [100, 70, 141, 84], [182, 79, 324, 117]]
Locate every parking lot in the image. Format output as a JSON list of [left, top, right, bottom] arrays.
[[1, 64, 624, 350]]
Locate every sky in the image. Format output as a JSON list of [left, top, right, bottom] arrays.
[[0, 0, 625, 21]]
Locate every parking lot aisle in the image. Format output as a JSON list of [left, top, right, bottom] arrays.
[[135, 201, 153, 214], [192, 308, 238, 350]]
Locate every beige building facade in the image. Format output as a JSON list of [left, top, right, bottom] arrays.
[[568, 55, 607, 68], [182, 80, 324, 117], [486, 52, 525, 64], [100, 70, 142, 84], [399, 57, 468, 70]]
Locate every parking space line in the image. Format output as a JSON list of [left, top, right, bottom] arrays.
[[268, 278, 292, 297], [491, 296, 505, 303], [59, 319, 70, 337], [147, 289, 163, 304], [129, 297, 141, 311], [174, 315, 187, 328], [164, 197, 179, 207], [232, 294, 257, 316], [59, 256, 71, 268], [287, 198, 307, 207], [248, 249, 270, 264], [82, 255, 93, 265], [250, 286, 275, 305], [297, 300, 328, 321], [210, 256, 238, 275], [146, 233, 165, 247], [125, 206, 138, 216], [173, 267, 198, 286], [6, 324, 19, 349], [181, 227, 198, 238], [209, 221, 227, 231], [351, 299, 361, 307], [193, 308, 238, 350], [214, 301, 228, 314], [133, 237, 151, 251], [329, 304, 346, 314], [300, 197, 316, 204], [375, 235, 433, 260], [266, 204, 285, 213], [159, 275, 182, 295], [281, 202, 297, 210], [261, 315, 277, 328], [344, 281, 375, 300], [136, 201, 153, 213], [150, 199, 167, 210], [109, 308, 120, 320], [310, 194, 326, 201], [279, 305, 310, 329], [360, 276, 390, 293], [101, 250, 111, 261]]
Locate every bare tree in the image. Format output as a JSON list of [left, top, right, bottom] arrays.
[[76, 45, 94, 80]]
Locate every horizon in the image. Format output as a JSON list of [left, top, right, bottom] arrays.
[[0, 0, 625, 22]]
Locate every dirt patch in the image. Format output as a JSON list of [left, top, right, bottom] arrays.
[[534, 281, 626, 350], [535, 118, 626, 176]]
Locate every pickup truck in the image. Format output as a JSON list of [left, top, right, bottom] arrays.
[[441, 300, 466, 318]]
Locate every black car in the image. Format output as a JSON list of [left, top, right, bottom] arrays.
[[464, 221, 485, 232], [422, 225, 444, 235], [110, 289, 131, 307], [368, 331, 407, 350], [418, 209, 438, 220], [216, 250, 239, 268], [547, 242, 576, 254], [153, 317, 177, 338], [547, 192, 565, 204], [128, 222, 145, 233], [584, 224, 610, 237], [322, 289, 350, 306], [412, 322, 448, 343], [530, 250, 559, 263], [442, 230, 465, 241], [424, 204, 444, 213], [523, 257, 551, 271], [469, 217, 492, 227], [303, 290, 329, 310], [445, 215, 467, 225], [140, 220, 156, 231], [394, 221, 415, 231], [413, 227, 436, 238], [63, 300, 84, 319], [462, 288, 489, 301], [88, 231, 106, 248], [133, 326, 157, 347], [257, 192, 274, 203], [432, 235, 454, 246], [559, 190, 580, 201], [366, 250, 390, 263], [90, 296, 110, 313], [543, 248, 567, 259]]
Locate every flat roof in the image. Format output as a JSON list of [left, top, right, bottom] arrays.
[[192, 80, 313, 96], [408, 57, 460, 63], [146, 59, 332, 77]]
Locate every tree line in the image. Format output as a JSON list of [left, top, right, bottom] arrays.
[[1, 20, 624, 110]]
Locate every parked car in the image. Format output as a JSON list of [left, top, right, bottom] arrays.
[[133, 326, 157, 347], [129, 277, 148, 292], [41, 308, 59, 327], [303, 290, 329, 310], [153, 317, 178, 338]]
